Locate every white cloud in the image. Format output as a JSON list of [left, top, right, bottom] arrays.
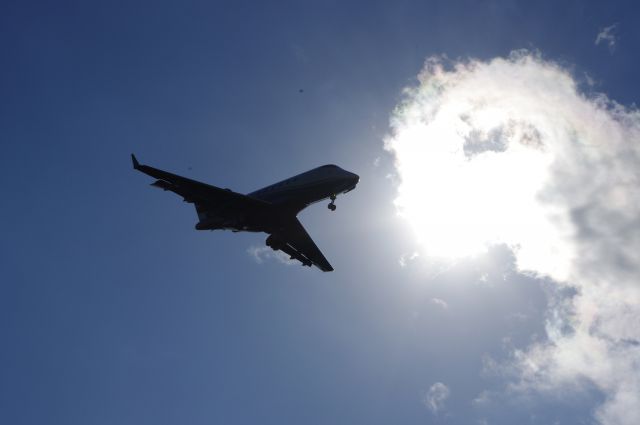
[[398, 251, 419, 267], [386, 51, 640, 425], [423, 382, 450, 413], [247, 245, 296, 266], [472, 390, 492, 406], [431, 297, 449, 309], [595, 24, 619, 52]]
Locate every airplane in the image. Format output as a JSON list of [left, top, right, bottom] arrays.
[[131, 154, 359, 272]]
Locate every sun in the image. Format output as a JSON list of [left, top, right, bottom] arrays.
[[395, 143, 550, 260], [387, 68, 558, 261]]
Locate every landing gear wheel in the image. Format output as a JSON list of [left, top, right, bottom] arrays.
[[328, 194, 337, 211]]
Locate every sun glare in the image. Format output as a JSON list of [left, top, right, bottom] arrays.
[[395, 126, 550, 259], [387, 56, 574, 269]]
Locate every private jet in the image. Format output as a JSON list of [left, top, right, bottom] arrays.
[[131, 154, 359, 271]]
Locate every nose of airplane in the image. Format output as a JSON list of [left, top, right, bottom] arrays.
[[348, 172, 360, 185], [337, 168, 359, 188], [339, 170, 359, 193]]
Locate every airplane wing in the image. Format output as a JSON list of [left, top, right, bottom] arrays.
[[273, 218, 334, 272], [131, 154, 270, 212]]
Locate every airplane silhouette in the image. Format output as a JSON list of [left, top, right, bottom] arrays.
[[132, 154, 359, 271]]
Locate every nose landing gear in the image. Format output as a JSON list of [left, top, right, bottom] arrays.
[[328, 194, 337, 211]]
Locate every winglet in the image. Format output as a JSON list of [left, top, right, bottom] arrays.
[[131, 154, 140, 170]]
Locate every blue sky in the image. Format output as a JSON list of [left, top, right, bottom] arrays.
[[2, 1, 640, 424]]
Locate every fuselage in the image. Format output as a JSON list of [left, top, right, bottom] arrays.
[[249, 165, 359, 209], [194, 165, 359, 233]]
